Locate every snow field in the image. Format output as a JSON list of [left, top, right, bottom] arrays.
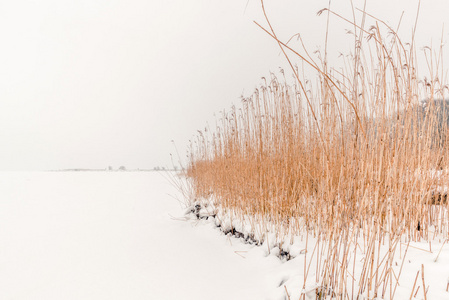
[[0, 172, 276, 299], [1, 171, 448, 299]]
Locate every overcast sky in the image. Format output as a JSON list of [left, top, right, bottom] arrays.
[[0, 0, 448, 170]]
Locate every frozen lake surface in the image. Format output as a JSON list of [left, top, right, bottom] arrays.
[[2, 171, 448, 299], [0, 171, 279, 300]]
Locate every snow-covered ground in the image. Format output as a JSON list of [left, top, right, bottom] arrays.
[[0, 171, 288, 300], [1, 171, 448, 299]]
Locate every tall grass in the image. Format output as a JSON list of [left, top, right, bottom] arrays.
[[186, 3, 449, 299]]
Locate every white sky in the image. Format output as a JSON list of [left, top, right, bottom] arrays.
[[0, 0, 448, 170]]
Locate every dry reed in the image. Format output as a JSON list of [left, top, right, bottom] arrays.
[[185, 2, 449, 299]]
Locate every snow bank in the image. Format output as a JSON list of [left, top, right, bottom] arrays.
[[185, 196, 449, 299]]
